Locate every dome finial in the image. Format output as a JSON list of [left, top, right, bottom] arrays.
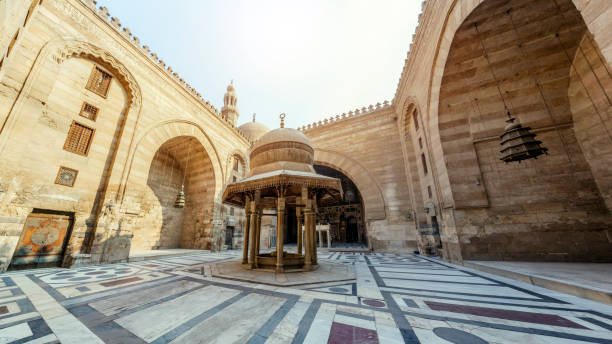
[[280, 113, 286, 128], [253, 113, 256, 122]]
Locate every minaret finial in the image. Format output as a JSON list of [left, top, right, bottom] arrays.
[[280, 113, 286, 128], [252, 113, 256, 122], [231, 79, 233, 85]]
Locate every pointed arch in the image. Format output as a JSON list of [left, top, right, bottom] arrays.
[[122, 119, 224, 206], [314, 148, 386, 221]]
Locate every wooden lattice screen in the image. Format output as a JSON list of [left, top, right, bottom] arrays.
[[79, 102, 99, 121], [85, 66, 112, 97], [63, 121, 95, 156]]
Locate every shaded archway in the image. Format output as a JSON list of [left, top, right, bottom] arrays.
[[314, 149, 386, 221], [313, 164, 366, 246], [435, 0, 612, 261], [132, 136, 216, 251]]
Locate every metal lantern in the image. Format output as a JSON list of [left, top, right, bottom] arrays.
[[174, 184, 185, 208], [499, 115, 548, 163]]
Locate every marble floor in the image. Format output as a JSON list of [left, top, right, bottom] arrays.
[[0, 251, 611, 343]]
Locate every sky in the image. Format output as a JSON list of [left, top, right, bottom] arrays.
[[96, 0, 421, 130]]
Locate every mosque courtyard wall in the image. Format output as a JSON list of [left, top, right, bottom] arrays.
[[1, 0, 612, 271]]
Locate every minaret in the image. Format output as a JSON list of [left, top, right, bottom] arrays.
[[221, 81, 239, 127]]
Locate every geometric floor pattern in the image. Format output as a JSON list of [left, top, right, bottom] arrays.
[[0, 251, 611, 343]]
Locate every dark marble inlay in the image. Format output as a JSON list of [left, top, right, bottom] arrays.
[[96, 275, 116, 279], [100, 277, 142, 287], [0, 306, 8, 315], [85, 271, 107, 275], [433, 327, 488, 344], [362, 299, 385, 308], [329, 287, 349, 293], [425, 301, 588, 329], [327, 322, 378, 344]]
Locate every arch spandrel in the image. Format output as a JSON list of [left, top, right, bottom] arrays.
[[313, 149, 386, 221]]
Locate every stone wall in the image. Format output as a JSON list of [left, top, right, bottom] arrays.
[[301, 106, 417, 252], [0, 0, 250, 268], [393, 0, 612, 262]]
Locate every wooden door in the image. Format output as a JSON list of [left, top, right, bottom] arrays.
[[10, 212, 73, 268]]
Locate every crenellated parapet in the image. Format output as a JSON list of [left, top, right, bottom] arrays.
[[392, 0, 428, 105], [78, 0, 250, 143], [297, 100, 391, 132]]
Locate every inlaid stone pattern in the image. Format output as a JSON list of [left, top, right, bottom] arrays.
[[0, 251, 610, 343]]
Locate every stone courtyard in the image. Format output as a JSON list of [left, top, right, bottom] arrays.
[[0, 250, 610, 343], [2, 0, 612, 342]]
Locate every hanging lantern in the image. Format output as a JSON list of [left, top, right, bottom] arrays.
[[174, 184, 185, 208], [499, 114, 548, 163]]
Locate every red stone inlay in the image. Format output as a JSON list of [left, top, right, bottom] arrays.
[[328, 322, 378, 344], [144, 264, 158, 267], [362, 299, 385, 308], [0, 306, 8, 315], [425, 301, 587, 329], [100, 276, 142, 287]]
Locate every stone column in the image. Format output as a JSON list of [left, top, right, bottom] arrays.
[[302, 187, 311, 271], [255, 210, 261, 257], [276, 197, 285, 272], [312, 194, 318, 265], [327, 227, 331, 248], [248, 191, 260, 269], [242, 198, 251, 264], [296, 207, 303, 255], [318, 226, 322, 248]]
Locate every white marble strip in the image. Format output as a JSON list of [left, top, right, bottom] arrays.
[[115, 285, 240, 342], [379, 286, 575, 308], [379, 272, 494, 285], [334, 313, 376, 330], [0, 312, 38, 326], [303, 303, 336, 344], [0, 322, 33, 342], [12, 275, 104, 344], [383, 279, 532, 298], [90, 279, 203, 316], [0, 295, 27, 304], [373, 311, 404, 344], [356, 261, 383, 300], [265, 300, 312, 344], [173, 293, 286, 343], [23, 333, 59, 344]]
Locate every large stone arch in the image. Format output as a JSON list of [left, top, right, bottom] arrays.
[[427, 0, 612, 261], [121, 120, 224, 206], [426, 0, 612, 206], [314, 148, 386, 221]]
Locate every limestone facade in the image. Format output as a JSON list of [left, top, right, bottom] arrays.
[[0, 0, 611, 270]]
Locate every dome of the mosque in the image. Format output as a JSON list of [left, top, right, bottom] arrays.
[[248, 117, 314, 176], [238, 121, 270, 143]]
